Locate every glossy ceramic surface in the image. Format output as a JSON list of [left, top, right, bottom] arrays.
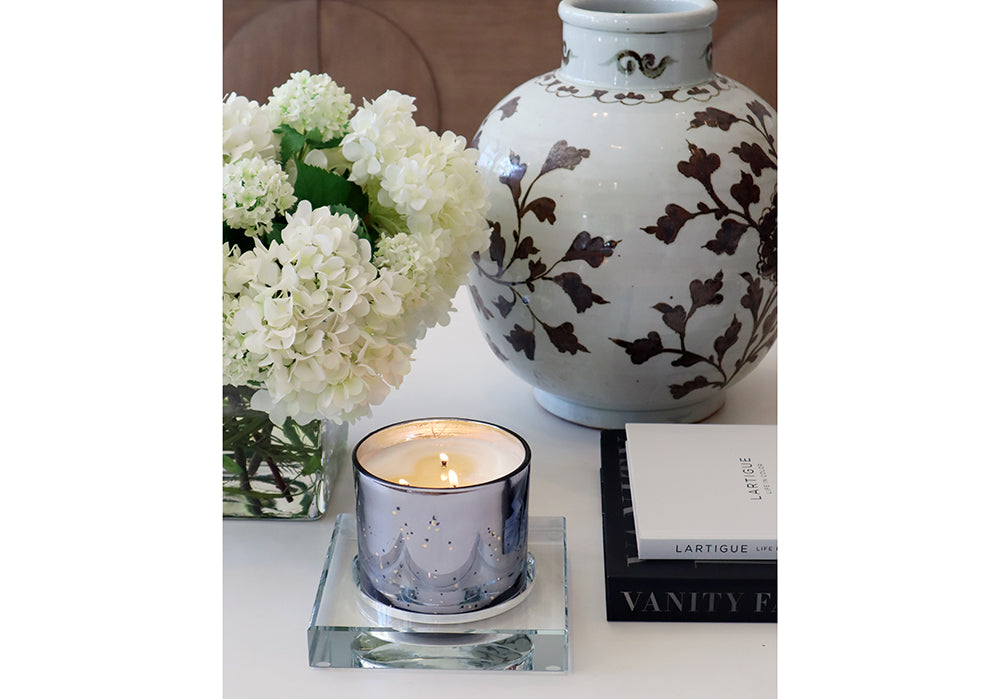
[[469, 0, 776, 427]]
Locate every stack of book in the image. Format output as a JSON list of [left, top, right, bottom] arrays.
[[600, 423, 777, 622]]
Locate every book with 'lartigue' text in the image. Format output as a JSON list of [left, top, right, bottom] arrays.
[[625, 423, 777, 560], [600, 430, 776, 622]]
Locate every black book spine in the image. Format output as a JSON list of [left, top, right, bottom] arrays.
[[600, 430, 777, 623], [604, 573, 778, 623]]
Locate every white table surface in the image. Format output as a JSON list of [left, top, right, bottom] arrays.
[[223, 290, 777, 698]]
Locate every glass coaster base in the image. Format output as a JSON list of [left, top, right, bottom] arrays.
[[308, 514, 569, 672]]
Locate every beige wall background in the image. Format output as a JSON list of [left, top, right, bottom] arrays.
[[223, 0, 776, 140]]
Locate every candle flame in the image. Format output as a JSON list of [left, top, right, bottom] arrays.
[[440, 453, 448, 467], [398, 478, 410, 486], [448, 469, 459, 488]]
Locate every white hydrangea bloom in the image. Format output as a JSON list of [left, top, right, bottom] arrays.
[[380, 145, 489, 330], [227, 201, 412, 424], [223, 93, 279, 164], [266, 70, 354, 142], [224, 77, 490, 425], [378, 154, 449, 220], [222, 156, 296, 234], [341, 90, 418, 186], [223, 245, 258, 386], [341, 90, 490, 336]]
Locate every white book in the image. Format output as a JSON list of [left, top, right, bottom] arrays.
[[624, 423, 777, 560]]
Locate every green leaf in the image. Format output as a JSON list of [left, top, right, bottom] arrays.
[[281, 419, 307, 449], [299, 492, 315, 512], [222, 455, 243, 475], [275, 124, 307, 164], [304, 128, 342, 151], [292, 160, 369, 216], [222, 411, 271, 444], [300, 452, 322, 476], [311, 136, 343, 150]]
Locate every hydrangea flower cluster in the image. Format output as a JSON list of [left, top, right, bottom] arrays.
[[223, 93, 278, 164], [342, 91, 489, 337], [265, 70, 354, 142], [222, 156, 294, 233], [223, 72, 489, 425]]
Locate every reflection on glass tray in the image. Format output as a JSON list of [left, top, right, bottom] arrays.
[[308, 514, 569, 672]]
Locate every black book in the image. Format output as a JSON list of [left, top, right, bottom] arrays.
[[600, 430, 777, 622]]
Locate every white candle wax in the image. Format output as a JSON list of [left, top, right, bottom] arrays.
[[362, 436, 524, 488]]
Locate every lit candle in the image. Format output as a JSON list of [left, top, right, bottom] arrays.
[[353, 418, 531, 615], [361, 434, 524, 488]]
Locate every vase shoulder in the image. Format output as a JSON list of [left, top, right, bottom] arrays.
[[474, 72, 776, 185]]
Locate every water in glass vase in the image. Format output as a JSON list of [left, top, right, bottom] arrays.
[[222, 385, 346, 519]]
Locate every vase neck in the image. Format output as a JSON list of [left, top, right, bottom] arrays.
[[556, 0, 716, 89]]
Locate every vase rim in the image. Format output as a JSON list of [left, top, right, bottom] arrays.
[[558, 0, 717, 33]]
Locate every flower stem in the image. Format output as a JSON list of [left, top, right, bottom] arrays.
[[248, 452, 262, 477], [266, 456, 295, 503], [233, 445, 263, 516]]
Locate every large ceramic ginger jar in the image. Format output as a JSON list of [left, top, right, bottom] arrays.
[[468, 0, 776, 428]]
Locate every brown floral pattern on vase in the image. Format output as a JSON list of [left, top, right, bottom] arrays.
[[607, 50, 676, 79], [611, 98, 777, 399], [611, 270, 776, 399], [642, 99, 776, 280], [471, 140, 619, 361], [535, 72, 734, 106], [498, 96, 520, 121], [562, 41, 574, 66], [471, 97, 520, 150]]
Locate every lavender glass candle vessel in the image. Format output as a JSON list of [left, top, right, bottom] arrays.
[[353, 418, 531, 615]]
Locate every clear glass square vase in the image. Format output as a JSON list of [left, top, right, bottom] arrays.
[[222, 385, 347, 519]]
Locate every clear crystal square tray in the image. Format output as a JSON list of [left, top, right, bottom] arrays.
[[308, 514, 569, 671]]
